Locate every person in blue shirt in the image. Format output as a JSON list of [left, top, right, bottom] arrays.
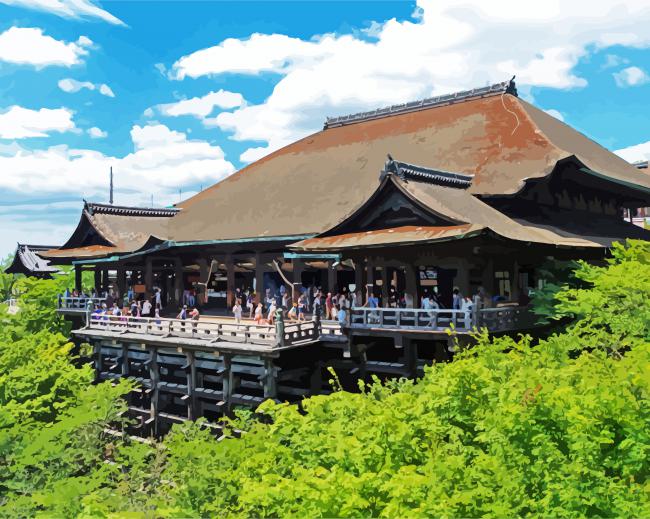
[[336, 304, 347, 326]]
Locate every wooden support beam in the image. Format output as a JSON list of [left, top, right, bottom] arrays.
[[74, 265, 82, 292], [174, 258, 183, 306], [116, 266, 126, 301], [309, 362, 322, 395], [404, 263, 417, 308], [94, 268, 101, 294], [327, 260, 336, 293], [197, 258, 209, 306], [380, 264, 389, 306], [148, 347, 160, 437], [262, 358, 277, 399], [354, 259, 363, 294], [222, 354, 233, 413], [121, 343, 129, 377], [293, 259, 303, 297], [144, 257, 153, 299], [254, 252, 264, 304], [185, 351, 198, 420], [403, 339, 418, 379], [226, 254, 235, 308]]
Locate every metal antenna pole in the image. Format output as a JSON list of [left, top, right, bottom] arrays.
[[109, 166, 114, 205]]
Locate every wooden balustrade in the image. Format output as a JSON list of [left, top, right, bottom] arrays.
[[86, 313, 321, 349], [58, 296, 107, 310]]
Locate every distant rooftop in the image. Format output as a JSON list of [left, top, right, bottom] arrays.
[[84, 201, 180, 217], [633, 160, 648, 169], [324, 78, 517, 129]]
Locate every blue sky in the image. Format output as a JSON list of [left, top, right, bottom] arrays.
[[0, 0, 649, 257]]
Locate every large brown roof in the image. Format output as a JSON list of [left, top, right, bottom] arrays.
[[169, 92, 650, 243]]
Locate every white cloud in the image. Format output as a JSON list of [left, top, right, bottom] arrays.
[[171, 0, 650, 162], [613, 66, 649, 87], [149, 89, 244, 119], [87, 126, 107, 138], [0, 106, 76, 139], [0, 123, 235, 204], [0, 0, 125, 26], [58, 78, 115, 97], [544, 109, 564, 122], [615, 141, 650, 163], [0, 27, 92, 68]]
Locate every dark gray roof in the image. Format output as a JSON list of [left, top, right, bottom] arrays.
[[84, 201, 180, 217], [5, 243, 59, 275], [323, 78, 517, 129], [380, 155, 473, 189], [633, 160, 648, 169]]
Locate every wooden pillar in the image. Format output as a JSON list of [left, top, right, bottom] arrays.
[[94, 268, 101, 293], [222, 354, 233, 413], [380, 264, 389, 306], [403, 339, 418, 378], [185, 351, 197, 420], [74, 265, 82, 292], [174, 258, 183, 306], [254, 253, 264, 304], [197, 258, 209, 305], [263, 358, 277, 399], [226, 254, 235, 308], [144, 257, 153, 299], [327, 260, 337, 293], [101, 269, 109, 293], [121, 343, 129, 377], [293, 259, 303, 300], [354, 259, 363, 294], [482, 258, 494, 298], [366, 258, 375, 303], [512, 260, 520, 301], [147, 347, 160, 437], [404, 264, 417, 308], [116, 265, 126, 301], [455, 260, 470, 297]]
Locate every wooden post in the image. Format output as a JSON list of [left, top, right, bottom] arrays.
[[226, 254, 235, 308], [197, 258, 209, 305], [380, 264, 389, 306], [263, 358, 277, 399], [354, 259, 363, 295], [310, 362, 322, 395], [148, 347, 159, 437], [293, 259, 303, 299], [94, 268, 101, 294], [455, 260, 470, 298], [144, 257, 153, 299], [116, 265, 126, 301], [482, 258, 494, 298], [74, 266, 82, 292], [512, 260, 520, 301], [403, 339, 417, 378], [275, 309, 285, 347], [404, 264, 417, 308], [222, 354, 233, 413], [121, 343, 129, 377], [255, 252, 264, 304], [327, 260, 337, 293], [185, 351, 197, 420], [174, 258, 183, 306]]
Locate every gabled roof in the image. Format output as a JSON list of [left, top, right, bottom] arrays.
[[290, 169, 650, 251], [40, 201, 175, 262], [168, 80, 650, 244], [4, 243, 60, 276]]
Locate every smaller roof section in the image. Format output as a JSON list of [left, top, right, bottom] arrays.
[[85, 201, 180, 217], [4, 243, 60, 277], [381, 154, 473, 188]]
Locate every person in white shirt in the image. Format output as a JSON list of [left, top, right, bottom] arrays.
[[142, 299, 152, 317], [233, 300, 243, 324]]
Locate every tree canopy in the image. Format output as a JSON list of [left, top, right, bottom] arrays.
[[0, 240, 649, 517]]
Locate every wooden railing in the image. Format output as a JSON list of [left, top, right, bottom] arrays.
[[58, 295, 106, 310], [350, 304, 534, 333], [86, 312, 321, 349], [350, 307, 474, 331]]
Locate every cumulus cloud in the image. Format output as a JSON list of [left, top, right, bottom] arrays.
[[0, 0, 125, 26], [170, 0, 650, 162], [613, 66, 649, 87], [0, 106, 76, 139], [87, 126, 107, 138], [148, 89, 244, 119], [0, 123, 235, 205], [0, 27, 92, 68], [615, 141, 650, 163], [58, 78, 115, 97]]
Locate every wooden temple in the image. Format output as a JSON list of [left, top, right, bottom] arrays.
[[12, 78, 650, 435]]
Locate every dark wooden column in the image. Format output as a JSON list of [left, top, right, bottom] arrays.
[[455, 260, 470, 297], [254, 252, 264, 304], [481, 258, 494, 297], [74, 265, 82, 292], [222, 354, 233, 413], [147, 347, 160, 437], [144, 257, 153, 299], [293, 259, 303, 300], [380, 264, 389, 305], [94, 268, 101, 293], [116, 265, 126, 300], [226, 254, 235, 308], [101, 269, 109, 293], [174, 258, 183, 305], [197, 258, 209, 306], [263, 358, 277, 399], [404, 264, 417, 308], [327, 260, 336, 293], [512, 260, 520, 301], [366, 258, 375, 303], [354, 259, 363, 294]]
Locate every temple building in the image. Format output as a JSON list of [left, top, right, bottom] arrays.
[[5, 243, 60, 278], [9, 79, 650, 434]]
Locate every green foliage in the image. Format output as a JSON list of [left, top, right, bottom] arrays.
[[0, 254, 17, 302], [1, 243, 649, 517], [529, 257, 582, 325]]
